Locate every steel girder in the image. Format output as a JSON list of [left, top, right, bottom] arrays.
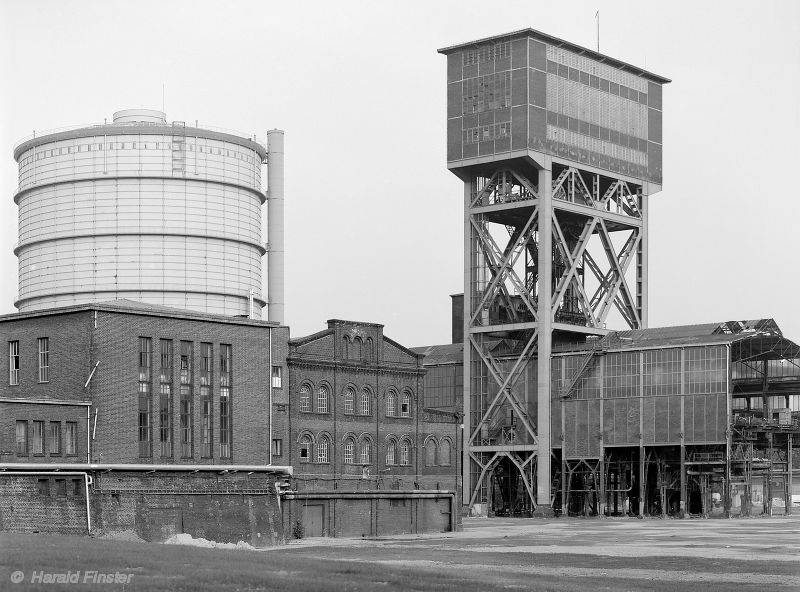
[[464, 161, 648, 513]]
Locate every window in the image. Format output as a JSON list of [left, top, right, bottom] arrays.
[[65, 422, 77, 455], [401, 392, 411, 417], [400, 440, 411, 466], [386, 440, 397, 466], [360, 440, 371, 465], [299, 384, 312, 412], [271, 438, 282, 456], [200, 343, 213, 457], [317, 435, 330, 463], [299, 435, 311, 462], [32, 420, 44, 454], [425, 440, 437, 466], [317, 385, 329, 414], [438, 440, 452, 466], [38, 337, 49, 382], [16, 420, 28, 455], [179, 341, 192, 458], [37, 478, 50, 496], [219, 344, 232, 458], [54, 478, 67, 497], [359, 389, 371, 416], [9, 341, 19, 385], [386, 391, 397, 417], [49, 422, 61, 455], [138, 337, 152, 457], [159, 340, 173, 458], [344, 387, 355, 414], [344, 438, 355, 464], [272, 366, 282, 388]]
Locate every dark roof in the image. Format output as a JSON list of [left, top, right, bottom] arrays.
[[555, 319, 787, 353], [0, 299, 280, 328], [411, 343, 464, 365], [437, 28, 671, 84]]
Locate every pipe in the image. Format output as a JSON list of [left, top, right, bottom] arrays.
[[92, 408, 98, 440], [266, 129, 284, 324], [86, 407, 91, 464], [268, 327, 273, 466]]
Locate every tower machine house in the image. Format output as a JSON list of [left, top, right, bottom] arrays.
[[439, 30, 670, 514]]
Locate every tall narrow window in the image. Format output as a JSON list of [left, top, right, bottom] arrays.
[[438, 440, 452, 466], [344, 438, 355, 464], [401, 392, 411, 417], [299, 384, 311, 412], [32, 420, 44, 454], [360, 439, 371, 465], [400, 440, 411, 466], [65, 422, 77, 455], [425, 441, 437, 466], [179, 341, 193, 458], [200, 343, 213, 457], [386, 439, 397, 466], [271, 366, 282, 388], [317, 435, 330, 463], [15, 420, 28, 455], [38, 337, 49, 383], [359, 389, 371, 416], [344, 387, 355, 414], [219, 344, 232, 458], [386, 391, 397, 417], [138, 337, 152, 457], [49, 421, 61, 455], [159, 340, 173, 458], [317, 385, 329, 414], [299, 434, 311, 463], [9, 341, 19, 385]]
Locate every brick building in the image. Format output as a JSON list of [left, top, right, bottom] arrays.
[[0, 300, 291, 545], [282, 320, 461, 536]]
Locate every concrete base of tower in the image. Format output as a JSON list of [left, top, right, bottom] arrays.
[[532, 504, 556, 518]]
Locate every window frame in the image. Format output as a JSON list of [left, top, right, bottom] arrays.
[[38, 337, 49, 383], [271, 366, 282, 388], [9, 340, 19, 385], [386, 391, 397, 417], [399, 439, 411, 466], [317, 385, 329, 414], [299, 383, 312, 413], [343, 438, 355, 464], [16, 420, 28, 455], [359, 389, 371, 416], [299, 435, 312, 463], [344, 386, 355, 415], [49, 421, 61, 455], [316, 435, 330, 463]]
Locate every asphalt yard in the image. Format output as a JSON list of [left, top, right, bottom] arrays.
[[1, 516, 798, 591]]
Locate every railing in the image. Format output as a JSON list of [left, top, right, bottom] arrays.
[[15, 120, 266, 152]]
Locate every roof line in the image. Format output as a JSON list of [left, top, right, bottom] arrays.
[[437, 28, 671, 84]]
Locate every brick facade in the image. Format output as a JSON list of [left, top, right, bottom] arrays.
[[287, 320, 460, 484], [0, 301, 287, 467]]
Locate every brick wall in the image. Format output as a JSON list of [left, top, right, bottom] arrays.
[[0, 402, 88, 463], [0, 475, 87, 534], [91, 471, 283, 546]]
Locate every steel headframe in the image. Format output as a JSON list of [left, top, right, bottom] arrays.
[[462, 156, 648, 514]]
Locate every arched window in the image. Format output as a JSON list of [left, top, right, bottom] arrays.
[[342, 336, 349, 359], [386, 391, 397, 417], [299, 384, 311, 412], [360, 439, 371, 464], [425, 439, 437, 466], [317, 435, 330, 463], [386, 439, 397, 466], [399, 439, 411, 466], [355, 337, 363, 360], [299, 434, 312, 463], [343, 437, 355, 464], [401, 392, 412, 417], [344, 387, 355, 415], [359, 389, 371, 416], [317, 385, 329, 414], [366, 338, 374, 362], [438, 439, 452, 466]]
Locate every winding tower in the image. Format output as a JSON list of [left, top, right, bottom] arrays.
[[439, 30, 669, 514]]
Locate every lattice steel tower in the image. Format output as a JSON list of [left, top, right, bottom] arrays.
[[439, 30, 669, 514]]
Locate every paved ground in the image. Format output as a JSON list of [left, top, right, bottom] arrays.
[[1, 516, 799, 591]]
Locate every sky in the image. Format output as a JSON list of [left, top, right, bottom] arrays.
[[1, 0, 798, 347]]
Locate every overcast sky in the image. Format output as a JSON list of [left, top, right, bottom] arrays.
[[1, 0, 798, 347]]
